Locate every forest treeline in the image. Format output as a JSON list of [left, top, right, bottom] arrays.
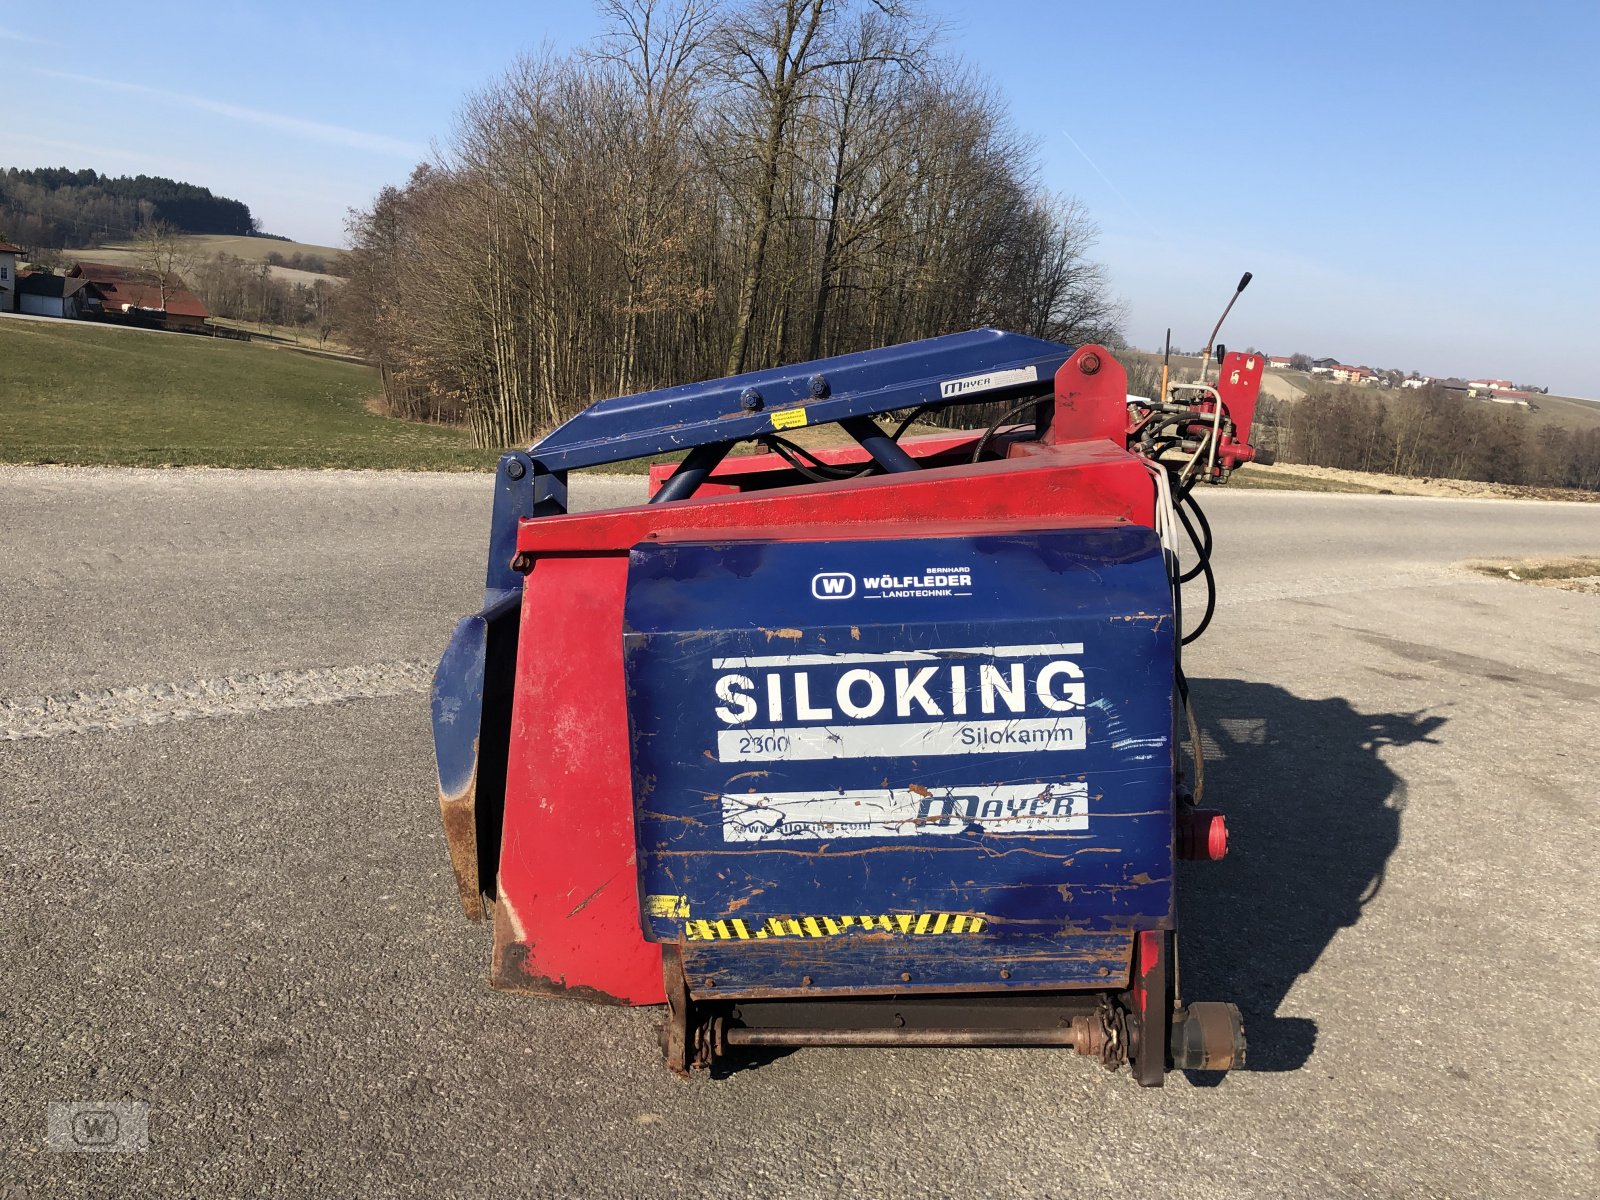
[[344, 0, 1123, 446], [1254, 385, 1600, 492], [187, 254, 340, 342], [0, 167, 257, 247]]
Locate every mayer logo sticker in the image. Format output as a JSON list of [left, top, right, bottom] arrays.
[[723, 782, 1089, 842], [938, 365, 1038, 398]]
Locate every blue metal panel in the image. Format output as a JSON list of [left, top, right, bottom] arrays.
[[432, 607, 494, 805], [529, 329, 1070, 474], [623, 527, 1175, 992], [432, 590, 522, 917], [681, 932, 1136, 997], [431, 587, 524, 800]]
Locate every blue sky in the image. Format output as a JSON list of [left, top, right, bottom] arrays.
[[3, 1, 1596, 395]]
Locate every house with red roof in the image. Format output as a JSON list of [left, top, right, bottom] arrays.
[[67, 261, 211, 332]]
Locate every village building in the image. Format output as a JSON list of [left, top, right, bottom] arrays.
[[1328, 364, 1374, 385], [67, 261, 211, 332], [16, 272, 95, 319], [0, 240, 22, 312]]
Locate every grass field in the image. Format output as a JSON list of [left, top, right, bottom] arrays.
[[0, 318, 495, 470], [63, 233, 344, 266], [6, 316, 1589, 483], [1526, 391, 1600, 431], [58, 234, 345, 287], [208, 317, 360, 357], [1226, 465, 1385, 493]]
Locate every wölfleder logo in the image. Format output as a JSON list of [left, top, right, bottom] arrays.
[[811, 571, 856, 599], [811, 567, 973, 600]]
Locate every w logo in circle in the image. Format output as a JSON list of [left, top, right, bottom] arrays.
[[46, 1100, 149, 1153], [811, 572, 856, 599]]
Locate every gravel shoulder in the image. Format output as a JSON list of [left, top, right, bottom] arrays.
[[1237, 460, 1599, 501]]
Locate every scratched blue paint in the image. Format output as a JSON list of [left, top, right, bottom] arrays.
[[680, 931, 1137, 995], [528, 328, 1071, 473], [623, 528, 1176, 987]]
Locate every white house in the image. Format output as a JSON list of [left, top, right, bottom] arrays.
[[17, 272, 93, 319], [0, 240, 21, 312]]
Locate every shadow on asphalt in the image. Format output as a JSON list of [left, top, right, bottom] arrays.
[[1179, 679, 1447, 1076]]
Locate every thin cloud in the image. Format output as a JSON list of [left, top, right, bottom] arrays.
[[0, 26, 58, 46], [1059, 126, 1142, 226], [30, 68, 427, 159], [1, 130, 208, 176]]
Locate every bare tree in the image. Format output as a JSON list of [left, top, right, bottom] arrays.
[[341, 0, 1125, 450], [133, 220, 188, 310], [709, 0, 923, 375], [310, 278, 337, 343]]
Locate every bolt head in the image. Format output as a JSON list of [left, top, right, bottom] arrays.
[[1080, 352, 1102, 376], [808, 373, 831, 399], [505, 459, 526, 480], [740, 388, 764, 412]]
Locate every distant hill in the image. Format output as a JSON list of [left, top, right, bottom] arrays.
[[0, 167, 261, 249], [62, 234, 346, 284]]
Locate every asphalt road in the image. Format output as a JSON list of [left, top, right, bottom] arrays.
[[3, 466, 1598, 1199]]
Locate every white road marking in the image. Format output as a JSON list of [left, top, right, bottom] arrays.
[[0, 661, 432, 740]]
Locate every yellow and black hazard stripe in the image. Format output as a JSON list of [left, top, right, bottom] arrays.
[[684, 913, 989, 941]]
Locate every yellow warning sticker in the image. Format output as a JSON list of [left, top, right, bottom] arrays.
[[644, 894, 691, 919], [770, 407, 809, 431], [683, 913, 988, 941]]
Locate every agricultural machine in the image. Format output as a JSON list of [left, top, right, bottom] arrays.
[[431, 288, 1264, 1082]]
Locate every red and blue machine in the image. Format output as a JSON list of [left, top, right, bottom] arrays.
[[432, 328, 1263, 1081]]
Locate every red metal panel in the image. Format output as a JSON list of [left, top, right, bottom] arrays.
[[526, 442, 1155, 557], [645, 470, 741, 499], [1215, 350, 1263, 446], [647, 513, 1130, 547], [1049, 344, 1129, 445], [645, 430, 984, 498], [491, 553, 665, 1006]]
